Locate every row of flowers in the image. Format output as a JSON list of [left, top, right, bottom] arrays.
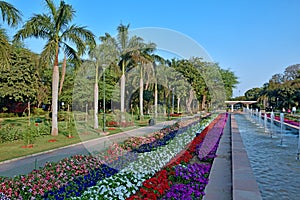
[[129, 113, 227, 200], [0, 115, 208, 199], [266, 113, 299, 127], [73, 114, 227, 200], [71, 117, 214, 199]]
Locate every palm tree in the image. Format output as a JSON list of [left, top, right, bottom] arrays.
[[131, 43, 156, 119], [14, 0, 95, 136], [0, 1, 21, 66], [100, 24, 145, 121], [89, 37, 118, 130]]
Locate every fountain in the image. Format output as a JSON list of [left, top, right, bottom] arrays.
[[297, 118, 300, 160], [264, 112, 268, 132], [258, 110, 263, 128], [278, 112, 287, 147], [234, 114, 300, 199], [270, 111, 274, 138]]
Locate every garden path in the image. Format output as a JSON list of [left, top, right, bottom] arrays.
[[0, 119, 179, 177]]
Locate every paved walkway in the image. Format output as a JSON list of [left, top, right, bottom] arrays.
[[0, 120, 177, 177]]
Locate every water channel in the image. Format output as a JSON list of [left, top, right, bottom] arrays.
[[234, 113, 300, 200]]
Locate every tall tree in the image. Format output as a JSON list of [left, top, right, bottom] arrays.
[[100, 24, 146, 120], [131, 42, 156, 119], [14, 0, 95, 136], [89, 36, 118, 129], [0, 1, 21, 66]]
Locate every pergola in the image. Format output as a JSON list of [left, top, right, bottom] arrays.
[[225, 100, 257, 112]]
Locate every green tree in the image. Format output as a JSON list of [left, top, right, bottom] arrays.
[[0, 1, 21, 66], [245, 87, 261, 101], [131, 42, 156, 119], [0, 45, 39, 103], [100, 24, 147, 121], [220, 68, 239, 99], [89, 37, 118, 129], [14, 0, 95, 136]]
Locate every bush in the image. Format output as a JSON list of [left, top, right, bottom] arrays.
[[32, 108, 47, 116], [0, 124, 22, 143], [0, 113, 17, 118], [0, 122, 51, 143]]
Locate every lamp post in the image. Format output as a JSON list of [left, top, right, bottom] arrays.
[[102, 65, 106, 132]]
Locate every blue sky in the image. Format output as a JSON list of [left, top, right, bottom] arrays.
[[5, 0, 300, 97]]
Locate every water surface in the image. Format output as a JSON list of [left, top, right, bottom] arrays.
[[234, 113, 300, 200]]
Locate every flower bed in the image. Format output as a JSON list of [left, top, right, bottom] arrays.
[[127, 114, 227, 200], [74, 114, 227, 200], [0, 115, 210, 199], [74, 118, 212, 199]]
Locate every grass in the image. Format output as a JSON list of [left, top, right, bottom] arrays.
[[0, 113, 180, 162]]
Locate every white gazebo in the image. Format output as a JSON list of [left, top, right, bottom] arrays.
[[225, 100, 257, 112]]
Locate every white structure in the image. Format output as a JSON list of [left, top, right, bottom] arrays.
[[225, 101, 257, 112]]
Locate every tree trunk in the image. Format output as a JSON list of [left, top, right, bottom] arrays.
[[139, 66, 144, 119], [94, 70, 98, 129], [202, 94, 206, 111], [177, 97, 180, 113], [51, 65, 59, 136], [120, 61, 126, 122], [154, 82, 158, 118], [186, 90, 193, 114], [58, 55, 66, 96]]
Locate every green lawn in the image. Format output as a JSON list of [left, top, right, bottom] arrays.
[[0, 113, 177, 162]]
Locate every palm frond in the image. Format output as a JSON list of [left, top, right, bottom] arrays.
[[44, 0, 56, 19], [0, 27, 10, 67], [61, 24, 96, 55], [0, 1, 22, 27], [62, 42, 81, 65], [13, 14, 52, 42], [117, 23, 130, 52], [55, 1, 74, 32], [40, 39, 56, 66]]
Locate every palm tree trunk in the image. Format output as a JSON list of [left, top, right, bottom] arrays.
[[186, 90, 193, 114], [120, 60, 125, 122], [51, 65, 59, 136], [154, 81, 158, 118], [139, 65, 144, 119], [94, 65, 98, 129], [58, 55, 66, 96], [177, 97, 180, 113], [202, 94, 206, 111]]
